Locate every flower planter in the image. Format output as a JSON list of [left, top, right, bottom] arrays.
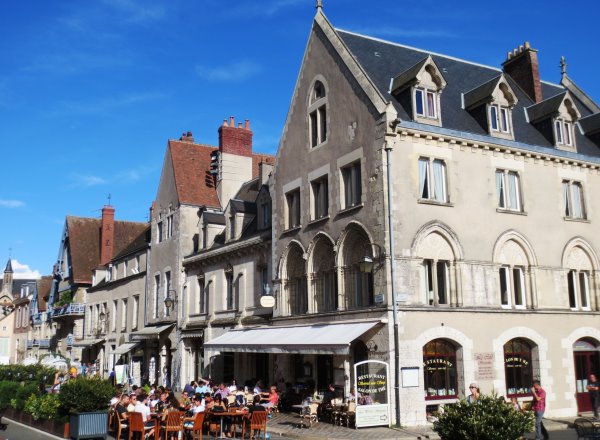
[[69, 411, 108, 440]]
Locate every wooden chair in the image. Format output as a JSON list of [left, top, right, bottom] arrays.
[[226, 395, 236, 407], [300, 402, 319, 428], [161, 410, 183, 440], [128, 412, 154, 440], [574, 417, 600, 439], [183, 412, 205, 440], [340, 401, 356, 428], [116, 412, 129, 440], [242, 411, 267, 440]]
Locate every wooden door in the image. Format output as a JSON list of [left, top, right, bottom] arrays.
[[574, 351, 600, 412]]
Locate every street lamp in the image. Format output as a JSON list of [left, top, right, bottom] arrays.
[[164, 289, 177, 311], [357, 243, 385, 274]]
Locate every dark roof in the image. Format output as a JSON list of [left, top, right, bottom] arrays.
[[579, 113, 600, 136], [234, 178, 260, 202], [463, 75, 503, 109], [0, 278, 37, 299], [111, 226, 150, 262], [526, 92, 567, 123], [66, 216, 147, 284], [390, 57, 428, 93], [231, 199, 257, 214], [336, 29, 600, 159], [169, 140, 275, 209], [37, 276, 52, 311], [4, 259, 12, 273], [202, 211, 226, 225]]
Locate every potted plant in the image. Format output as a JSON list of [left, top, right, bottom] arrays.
[[58, 377, 114, 440]]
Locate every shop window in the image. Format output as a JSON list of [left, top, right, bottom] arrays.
[[568, 270, 591, 310], [504, 338, 536, 397], [423, 339, 459, 400]]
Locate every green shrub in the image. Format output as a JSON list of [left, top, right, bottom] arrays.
[[24, 393, 61, 421], [433, 394, 534, 440], [12, 382, 39, 410], [54, 290, 73, 307], [0, 365, 56, 384], [58, 377, 115, 414], [0, 382, 20, 410]]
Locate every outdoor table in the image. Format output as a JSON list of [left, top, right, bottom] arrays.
[[207, 410, 248, 438]]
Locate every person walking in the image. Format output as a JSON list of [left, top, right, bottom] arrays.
[[587, 373, 599, 419], [531, 380, 549, 440]]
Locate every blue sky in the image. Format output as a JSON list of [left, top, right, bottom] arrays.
[[2, 0, 599, 278]]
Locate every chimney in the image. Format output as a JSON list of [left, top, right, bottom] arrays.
[[218, 116, 253, 157], [100, 205, 115, 266], [502, 41, 542, 103], [179, 131, 194, 143]]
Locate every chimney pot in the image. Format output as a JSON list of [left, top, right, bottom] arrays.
[[238, 122, 242, 128], [245, 119, 250, 129], [525, 41, 530, 49], [229, 116, 235, 127]]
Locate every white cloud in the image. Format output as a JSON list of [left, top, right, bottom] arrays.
[[0, 199, 25, 208], [196, 60, 262, 82], [11, 259, 41, 280], [69, 173, 108, 188]]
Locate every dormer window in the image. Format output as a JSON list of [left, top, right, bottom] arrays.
[[555, 119, 573, 147], [490, 104, 510, 133], [415, 88, 437, 119], [308, 78, 328, 148]]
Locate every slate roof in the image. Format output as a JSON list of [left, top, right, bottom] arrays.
[[526, 92, 567, 123], [579, 113, 600, 135], [390, 57, 429, 93], [0, 278, 37, 299], [66, 216, 147, 284], [169, 140, 274, 209], [336, 29, 600, 159], [202, 211, 226, 225], [463, 75, 503, 109], [4, 259, 12, 273], [37, 276, 52, 311]]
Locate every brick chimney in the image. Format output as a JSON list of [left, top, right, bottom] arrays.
[[100, 205, 115, 266], [179, 131, 195, 143], [218, 116, 253, 157], [502, 41, 542, 103], [216, 117, 254, 205]]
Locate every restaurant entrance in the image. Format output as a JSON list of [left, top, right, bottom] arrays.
[[574, 338, 600, 413]]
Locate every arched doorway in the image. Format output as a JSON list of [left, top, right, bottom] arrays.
[[423, 339, 460, 400], [573, 338, 600, 412], [503, 338, 538, 397]]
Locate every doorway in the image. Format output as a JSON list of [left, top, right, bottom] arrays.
[[573, 338, 600, 413]]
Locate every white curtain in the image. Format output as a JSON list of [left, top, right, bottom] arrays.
[[563, 182, 571, 216], [419, 158, 428, 198], [433, 160, 446, 202], [496, 171, 504, 208], [571, 183, 583, 218], [507, 173, 518, 210]]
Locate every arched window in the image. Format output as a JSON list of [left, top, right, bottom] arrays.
[[308, 80, 327, 148], [310, 237, 337, 313], [339, 226, 374, 310], [283, 244, 307, 316], [423, 339, 458, 399], [415, 230, 458, 306], [564, 244, 595, 310], [504, 338, 536, 397], [495, 235, 534, 309]]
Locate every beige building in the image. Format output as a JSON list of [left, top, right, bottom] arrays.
[[262, 6, 600, 426], [146, 125, 273, 389], [83, 226, 149, 382], [25, 276, 52, 362]]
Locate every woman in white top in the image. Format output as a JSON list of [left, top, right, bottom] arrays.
[[228, 378, 238, 393]]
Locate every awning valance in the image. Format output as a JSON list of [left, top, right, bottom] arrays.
[[130, 324, 173, 340], [204, 321, 380, 355], [112, 342, 138, 356], [73, 338, 104, 347]]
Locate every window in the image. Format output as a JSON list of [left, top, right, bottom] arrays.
[[198, 278, 206, 314], [123, 260, 128, 278], [419, 157, 447, 202], [121, 299, 127, 331], [157, 221, 163, 243], [164, 271, 171, 317], [260, 267, 269, 296], [132, 296, 139, 330], [568, 270, 590, 310], [415, 88, 438, 119], [229, 215, 235, 239], [422, 259, 449, 306], [499, 266, 526, 308], [504, 339, 534, 397], [111, 300, 117, 332], [423, 339, 458, 399], [261, 202, 271, 228], [153, 274, 160, 319], [166, 209, 174, 239], [311, 176, 328, 220], [496, 170, 522, 211], [490, 104, 510, 133], [286, 189, 301, 229], [563, 181, 586, 219], [309, 80, 327, 148], [202, 225, 208, 249], [555, 119, 574, 147], [226, 272, 234, 310], [342, 161, 362, 208]]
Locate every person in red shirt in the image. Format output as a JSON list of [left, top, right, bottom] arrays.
[[531, 380, 549, 440]]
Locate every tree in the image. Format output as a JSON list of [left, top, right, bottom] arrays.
[[433, 394, 534, 440]]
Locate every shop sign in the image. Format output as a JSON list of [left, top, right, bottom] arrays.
[[423, 358, 452, 371], [475, 352, 495, 380], [259, 295, 275, 308], [504, 356, 529, 368], [354, 360, 390, 428]]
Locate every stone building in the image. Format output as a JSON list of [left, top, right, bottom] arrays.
[[263, 5, 598, 425]]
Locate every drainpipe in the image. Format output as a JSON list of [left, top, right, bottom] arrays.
[[384, 122, 401, 428]]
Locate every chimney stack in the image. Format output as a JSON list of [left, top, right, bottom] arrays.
[[100, 205, 115, 266], [502, 41, 542, 103], [179, 131, 194, 143], [218, 115, 253, 157]]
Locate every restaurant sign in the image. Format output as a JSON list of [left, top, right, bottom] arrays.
[[354, 360, 391, 428]]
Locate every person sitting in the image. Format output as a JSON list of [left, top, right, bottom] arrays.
[[228, 379, 238, 394], [347, 387, 361, 403], [262, 386, 279, 413], [195, 378, 211, 395], [115, 394, 129, 422], [183, 381, 195, 395], [253, 380, 264, 395], [510, 397, 522, 412], [179, 391, 191, 410], [127, 393, 138, 412], [161, 395, 182, 423], [214, 383, 229, 400]]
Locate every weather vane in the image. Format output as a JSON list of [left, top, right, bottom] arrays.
[[316, 0, 323, 10], [107, 193, 112, 206]]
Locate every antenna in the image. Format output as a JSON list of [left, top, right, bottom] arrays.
[[107, 193, 112, 206]]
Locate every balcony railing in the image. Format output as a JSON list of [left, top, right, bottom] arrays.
[[51, 303, 85, 318], [38, 339, 50, 349], [26, 340, 33, 349]]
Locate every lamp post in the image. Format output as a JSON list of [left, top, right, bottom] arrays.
[[164, 289, 177, 312]]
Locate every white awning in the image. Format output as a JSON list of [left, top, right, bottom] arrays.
[[73, 338, 104, 347], [204, 321, 380, 355], [112, 343, 138, 356], [130, 324, 173, 340]]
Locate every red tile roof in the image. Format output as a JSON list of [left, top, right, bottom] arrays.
[[168, 140, 274, 208], [66, 216, 147, 285]]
